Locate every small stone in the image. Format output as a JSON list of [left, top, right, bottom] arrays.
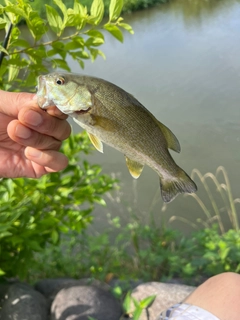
[[1, 282, 48, 320], [51, 284, 122, 320], [131, 282, 196, 320]]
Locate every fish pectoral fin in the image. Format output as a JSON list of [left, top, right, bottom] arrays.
[[87, 132, 103, 153], [157, 120, 181, 153], [92, 114, 117, 132], [125, 156, 144, 179]]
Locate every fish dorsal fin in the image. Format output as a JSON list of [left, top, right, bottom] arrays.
[[125, 156, 144, 179], [157, 120, 181, 153], [87, 132, 103, 153]]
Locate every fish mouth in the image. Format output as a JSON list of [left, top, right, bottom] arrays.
[[37, 76, 53, 109], [75, 107, 91, 115]]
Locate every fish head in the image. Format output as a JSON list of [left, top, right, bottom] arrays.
[[36, 72, 93, 115]]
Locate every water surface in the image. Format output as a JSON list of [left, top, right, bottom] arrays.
[[65, 0, 240, 232]]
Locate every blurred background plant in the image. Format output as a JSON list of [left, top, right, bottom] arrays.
[[0, 0, 133, 90], [26, 166, 240, 288], [0, 132, 117, 279]]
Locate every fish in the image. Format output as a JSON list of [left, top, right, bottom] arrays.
[[36, 72, 197, 203]]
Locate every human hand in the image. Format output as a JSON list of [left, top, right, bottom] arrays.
[[0, 90, 71, 178]]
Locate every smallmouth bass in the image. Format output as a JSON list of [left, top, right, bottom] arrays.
[[37, 72, 197, 202]]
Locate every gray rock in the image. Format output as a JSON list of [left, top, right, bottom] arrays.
[[131, 282, 196, 320], [1, 282, 48, 320], [35, 278, 110, 308], [51, 284, 122, 320]]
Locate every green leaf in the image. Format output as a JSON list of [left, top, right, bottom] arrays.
[[12, 39, 29, 48], [0, 269, 6, 276], [65, 41, 82, 51], [112, 285, 122, 299], [52, 59, 71, 71], [133, 306, 143, 320], [53, 0, 68, 24], [85, 37, 104, 47], [104, 24, 123, 42], [123, 291, 132, 313], [45, 4, 63, 35], [90, 0, 104, 25], [86, 29, 104, 40], [8, 62, 19, 82], [139, 295, 156, 309], [119, 22, 134, 34], [0, 17, 6, 29], [109, 0, 123, 21], [78, 59, 84, 69], [5, 5, 28, 20], [74, 0, 88, 16], [51, 230, 59, 244], [0, 45, 8, 55]]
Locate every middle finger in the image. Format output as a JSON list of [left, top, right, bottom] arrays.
[[8, 120, 62, 151]]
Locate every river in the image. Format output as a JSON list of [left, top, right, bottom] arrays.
[[33, 0, 240, 233]]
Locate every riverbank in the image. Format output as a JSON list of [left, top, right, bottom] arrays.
[[0, 277, 195, 320]]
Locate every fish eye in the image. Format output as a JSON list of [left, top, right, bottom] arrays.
[[56, 77, 65, 85]]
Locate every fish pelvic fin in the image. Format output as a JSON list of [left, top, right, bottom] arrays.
[[160, 169, 197, 203], [157, 121, 181, 153], [125, 156, 144, 179], [87, 132, 103, 153]]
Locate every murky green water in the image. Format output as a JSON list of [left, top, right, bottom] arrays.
[[68, 0, 240, 233]]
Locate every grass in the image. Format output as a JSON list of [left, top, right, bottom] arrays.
[[169, 166, 240, 233]]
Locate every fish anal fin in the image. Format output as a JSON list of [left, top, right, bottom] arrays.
[[125, 156, 144, 179], [160, 169, 197, 203], [157, 121, 181, 153], [87, 132, 103, 153]]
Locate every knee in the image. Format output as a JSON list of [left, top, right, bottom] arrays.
[[204, 272, 240, 293]]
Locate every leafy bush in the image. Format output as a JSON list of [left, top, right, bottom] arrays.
[[0, 0, 133, 90], [27, 214, 183, 283], [0, 132, 116, 279], [27, 212, 240, 286], [178, 226, 240, 281]]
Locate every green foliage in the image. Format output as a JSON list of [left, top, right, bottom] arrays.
[[28, 0, 169, 19], [0, 132, 116, 279], [178, 226, 240, 281], [122, 291, 156, 320], [27, 214, 183, 283], [27, 210, 240, 286], [0, 0, 133, 90]]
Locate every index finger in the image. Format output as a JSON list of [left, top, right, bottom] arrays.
[[45, 105, 68, 120], [0, 91, 37, 117]]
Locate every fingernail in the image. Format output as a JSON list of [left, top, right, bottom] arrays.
[[26, 148, 42, 158], [16, 124, 32, 139], [23, 110, 43, 126]]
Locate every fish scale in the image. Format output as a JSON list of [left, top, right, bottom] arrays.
[[37, 72, 197, 203]]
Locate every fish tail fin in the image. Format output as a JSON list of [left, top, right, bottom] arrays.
[[160, 169, 197, 203]]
